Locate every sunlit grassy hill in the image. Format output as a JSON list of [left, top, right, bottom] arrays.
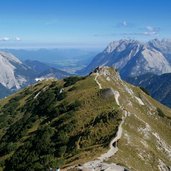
[[0, 67, 171, 171]]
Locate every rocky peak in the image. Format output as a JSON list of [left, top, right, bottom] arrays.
[[0, 51, 22, 64], [79, 39, 171, 77], [104, 39, 142, 53]]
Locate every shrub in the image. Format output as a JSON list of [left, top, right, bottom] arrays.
[[140, 87, 150, 95], [56, 131, 69, 144], [63, 76, 84, 87], [157, 108, 165, 118], [58, 145, 67, 157]]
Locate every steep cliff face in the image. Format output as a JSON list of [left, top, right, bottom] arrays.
[[148, 39, 171, 64], [0, 51, 28, 89], [78, 39, 171, 78]]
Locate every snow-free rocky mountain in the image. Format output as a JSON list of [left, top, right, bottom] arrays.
[[0, 51, 70, 98], [78, 39, 171, 78], [148, 39, 171, 64], [0, 51, 35, 89], [0, 67, 171, 171]]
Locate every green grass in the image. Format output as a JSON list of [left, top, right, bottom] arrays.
[[0, 74, 121, 170], [0, 68, 171, 171]]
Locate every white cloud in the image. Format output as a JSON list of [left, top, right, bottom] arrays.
[[94, 23, 160, 38], [143, 26, 160, 36], [146, 26, 154, 31], [116, 20, 130, 28], [121, 25, 160, 37], [0, 36, 22, 41], [143, 31, 157, 36], [15, 37, 21, 41], [0, 37, 10, 41]]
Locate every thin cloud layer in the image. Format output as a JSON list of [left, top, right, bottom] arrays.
[[0, 37, 21, 41], [144, 26, 160, 36], [0, 37, 10, 41], [116, 20, 129, 28]]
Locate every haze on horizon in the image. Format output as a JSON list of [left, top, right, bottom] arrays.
[[0, 0, 170, 48]]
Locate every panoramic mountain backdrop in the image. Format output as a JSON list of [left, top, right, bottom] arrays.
[[2, 39, 171, 109], [76, 39, 171, 108], [3, 49, 97, 73], [0, 51, 70, 98], [78, 39, 171, 78]]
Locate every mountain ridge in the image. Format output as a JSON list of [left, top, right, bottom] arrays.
[[0, 66, 171, 171], [77, 39, 171, 78]]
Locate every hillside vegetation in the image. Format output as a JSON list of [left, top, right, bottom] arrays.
[[0, 67, 171, 171], [0, 74, 120, 171]]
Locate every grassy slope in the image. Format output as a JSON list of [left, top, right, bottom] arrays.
[[0, 67, 171, 171], [0, 75, 121, 170], [95, 68, 171, 171]]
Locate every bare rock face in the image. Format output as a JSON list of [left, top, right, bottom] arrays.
[[78, 39, 171, 77], [0, 51, 26, 89]]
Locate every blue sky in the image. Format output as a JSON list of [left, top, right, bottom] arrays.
[[0, 0, 171, 48]]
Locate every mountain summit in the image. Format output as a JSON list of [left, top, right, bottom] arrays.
[[78, 39, 171, 78], [0, 67, 171, 171]]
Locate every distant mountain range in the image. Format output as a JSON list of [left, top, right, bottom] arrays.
[[77, 39, 171, 77], [1, 39, 171, 108], [0, 51, 70, 98], [2, 48, 97, 73], [76, 39, 171, 108], [24, 60, 71, 80]]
